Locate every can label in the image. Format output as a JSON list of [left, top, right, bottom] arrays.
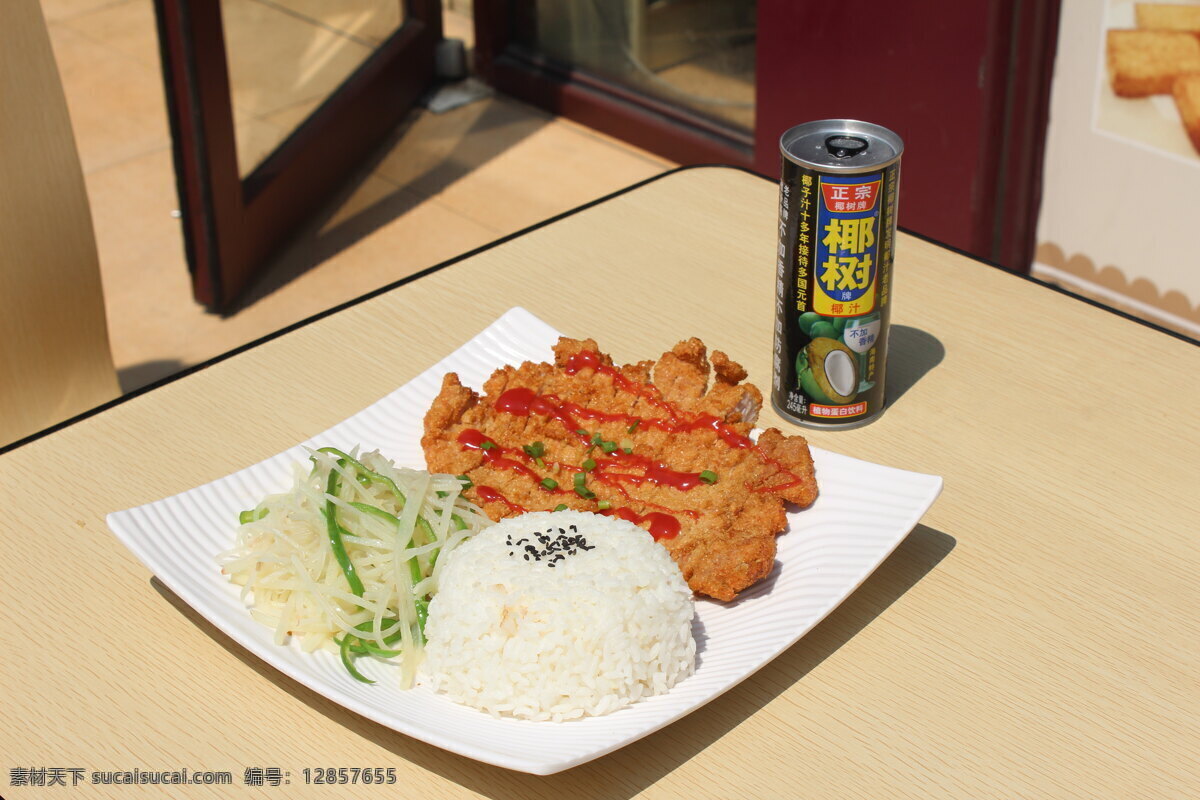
[[813, 176, 880, 316], [773, 158, 899, 426]]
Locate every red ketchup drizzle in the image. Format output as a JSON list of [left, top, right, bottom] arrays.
[[493, 389, 706, 492], [678, 414, 753, 449], [588, 469, 700, 519], [563, 350, 679, 419], [456, 428, 566, 492], [499, 351, 802, 493], [459, 351, 801, 539], [473, 486, 527, 515], [591, 459, 705, 491], [456, 428, 491, 449], [563, 350, 612, 380], [493, 386, 557, 417], [600, 506, 681, 541], [753, 475, 803, 493]]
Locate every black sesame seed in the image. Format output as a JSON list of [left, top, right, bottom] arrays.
[[514, 528, 602, 566]]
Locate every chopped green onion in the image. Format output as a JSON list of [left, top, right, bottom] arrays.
[[699, 470, 718, 484], [575, 429, 587, 436], [619, 437, 634, 451], [522, 441, 545, 459], [622, 448, 633, 455], [600, 440, 617, 454], [572, 471, 595, 498], [591, 432, 603, 445], [582, 458, 596, 471], [480, 441, 495, 450], [596, 500, 612, 510], [553, 504, 568, 512], [238, 508, 268, 524], [540, 477, 559, 491], [456, 474, 472, 490], [627, 419, 641, 433], [535, 457, 545, 469]]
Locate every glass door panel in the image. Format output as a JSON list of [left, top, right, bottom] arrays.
[[221, 0, 405, 177], [155, 0, 441, 310], [517, 0, 755, 133]]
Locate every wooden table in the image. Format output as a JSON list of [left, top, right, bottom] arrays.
[[3, 167, 1197, 798]]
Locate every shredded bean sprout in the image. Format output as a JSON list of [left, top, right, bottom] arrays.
[[219, 447, 491, 687]]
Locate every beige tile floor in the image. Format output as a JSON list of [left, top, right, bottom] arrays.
[[44, 0, 675, 392]]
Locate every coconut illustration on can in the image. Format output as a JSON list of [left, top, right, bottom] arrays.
[[796, 337, 859, 405]]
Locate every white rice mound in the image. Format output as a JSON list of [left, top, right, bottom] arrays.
[[421, 510, 696, 721]]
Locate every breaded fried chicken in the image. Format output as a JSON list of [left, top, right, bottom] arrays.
[[422, 337, 818, 601]]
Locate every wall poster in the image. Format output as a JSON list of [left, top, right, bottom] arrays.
[[1035, 0, 1200, 339]]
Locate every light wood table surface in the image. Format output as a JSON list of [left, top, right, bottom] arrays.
[[3, 167, 1197, 798]]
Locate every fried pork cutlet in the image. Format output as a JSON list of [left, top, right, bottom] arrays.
[[421, 337, 818, 601]]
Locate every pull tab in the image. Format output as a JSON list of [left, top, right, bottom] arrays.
[[825, 135, 868, 159]]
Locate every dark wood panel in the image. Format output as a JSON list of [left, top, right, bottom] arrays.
[[155, 0, 242, 305], [993, 1, 1061, 269]]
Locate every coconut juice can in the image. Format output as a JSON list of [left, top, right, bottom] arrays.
[[772, 119, 903, 429]]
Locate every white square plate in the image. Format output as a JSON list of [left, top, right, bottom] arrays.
[[107, 307, 942, 775]]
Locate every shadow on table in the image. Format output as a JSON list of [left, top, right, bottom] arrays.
[[118, 360, 186, 394], [884, 325, 945, 411], [227, 97, 547, 314], [153, 524, 954, 797]]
